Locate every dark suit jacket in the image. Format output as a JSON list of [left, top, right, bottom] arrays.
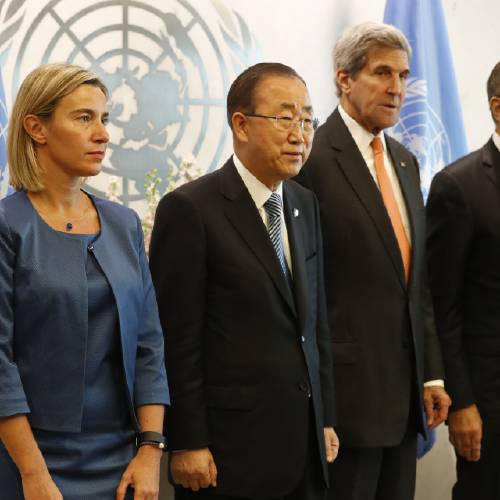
[[296, 108, 443, 448], [149, 158, 335, 498], [427, 138, 500, 430], [0, 191, 169, 431]]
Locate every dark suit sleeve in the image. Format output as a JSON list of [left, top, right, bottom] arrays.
[[411, 158, 444, 383], [314, 196, 336, 426], [149, 190, 210, 450], [426, 169, 475, 409], [404, 156, 444, 383], [297, 161, 336, 418], [421, 273, 445, 383]]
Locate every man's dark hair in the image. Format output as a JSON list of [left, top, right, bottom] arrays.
[[226, 62, 305, 130], [487, 61, 500, 101], [487, 61, 500, 123]]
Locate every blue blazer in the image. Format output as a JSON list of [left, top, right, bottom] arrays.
[[0, 191, 169, 432]]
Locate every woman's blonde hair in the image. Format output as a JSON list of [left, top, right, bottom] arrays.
[[8, 63, 108, 192]]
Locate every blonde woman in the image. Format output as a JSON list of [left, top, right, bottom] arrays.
[[0, 64, 169, 500]]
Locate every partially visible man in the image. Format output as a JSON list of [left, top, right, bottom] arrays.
[[295, 22, 450, 500], [149, 62, 338, 500], [427, 61, 500, 500]]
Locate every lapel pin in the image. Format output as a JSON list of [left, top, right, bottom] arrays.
[[293, 208, 299, 217], [400, 161, 406, 168]]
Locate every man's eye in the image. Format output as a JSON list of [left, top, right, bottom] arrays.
[[102, 117, 109, 125], [278, 116, 293, 122], [79, 115, 91, 122]]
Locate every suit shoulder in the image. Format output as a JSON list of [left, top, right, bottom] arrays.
[[429, 148, 488, 204], [286, 178, 315, 201], [385, 134, 414, 160], [441, 147, 484, 179], [160, 168, 220, 210], [0, 190, 24, 215], [0, 191, 38, 231], [174, 168, 220, 198], [155, 167, 224, 219], [92, 194, 138, 224], [0, 193, 18, 238]]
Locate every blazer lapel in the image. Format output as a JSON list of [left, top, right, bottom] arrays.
[[219, 160, 296, 315], [283, 182, 307, 332], [481, 139, 500, 191], [327, 110, 406, 285]]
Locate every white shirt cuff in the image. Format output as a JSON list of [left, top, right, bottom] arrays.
[[423, 379, 444, 387]]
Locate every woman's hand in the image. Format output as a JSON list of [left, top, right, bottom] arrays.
[[22, 469, 63, 500], [0, 415, 62, 499], [116, 445, 163, 500]]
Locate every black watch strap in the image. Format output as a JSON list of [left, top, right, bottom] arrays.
[[136, 431, 166, 451]]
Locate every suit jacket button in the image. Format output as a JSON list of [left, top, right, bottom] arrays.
[[300, 336, 306, 343], [298, 382, 308, 392]]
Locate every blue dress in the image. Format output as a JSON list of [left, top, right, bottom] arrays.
[[0, 233, 136, 499]]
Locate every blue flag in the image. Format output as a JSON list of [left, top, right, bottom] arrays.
[[384, 0, 468, 199], [0, 67, 9, 199]]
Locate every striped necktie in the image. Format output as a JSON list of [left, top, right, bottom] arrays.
[[263, 192, 289, 278]]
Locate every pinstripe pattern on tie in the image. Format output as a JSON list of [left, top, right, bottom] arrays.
[[263, 192, 289, 277]]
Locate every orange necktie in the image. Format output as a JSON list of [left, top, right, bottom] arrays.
[[371, 137, 411, 282]]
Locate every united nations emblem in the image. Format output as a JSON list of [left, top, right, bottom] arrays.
[[7, 0, 259, 208], [389, 77, 451, 199]]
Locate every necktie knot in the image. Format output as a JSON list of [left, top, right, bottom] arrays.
[[264, 192, 282, 219], [371, 136, 384, 156]]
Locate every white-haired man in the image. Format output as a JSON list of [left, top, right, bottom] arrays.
[[296, 22, 451, 500]]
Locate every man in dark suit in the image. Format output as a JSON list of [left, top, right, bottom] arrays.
[[427, 61, 500, 499], [149, 62, 338, 500], [295, 22, 450, 500]]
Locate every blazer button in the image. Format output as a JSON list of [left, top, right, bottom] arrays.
[[298, 381, 309, 392], [300, 336, 306, 343], [87, 244, 94, 252]]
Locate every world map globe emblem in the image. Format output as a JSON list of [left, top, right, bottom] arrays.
[[389, 77, 452, 198], [12, 0, 258, 207]]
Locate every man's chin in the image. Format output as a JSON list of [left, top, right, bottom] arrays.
[[385, 112, 401, 128], [286, 162, 304, 179]]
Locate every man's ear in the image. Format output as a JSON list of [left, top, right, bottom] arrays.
[[490, 96, 500, 131], [231, 112, 249, 143], [23, 114, 47, 145], [336, 69, 351, 95]]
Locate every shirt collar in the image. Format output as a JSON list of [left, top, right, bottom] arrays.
[[233, 153, 283, 210], [493, 131, 500, 152], [338, 104, 387, 156]]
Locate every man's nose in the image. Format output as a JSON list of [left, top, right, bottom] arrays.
[[388, 74, 404, 95], [288, 120, 305, 142]]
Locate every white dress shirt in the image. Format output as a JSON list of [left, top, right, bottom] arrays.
[[338, 104, 412, 243], [233, 154, 292, 275]]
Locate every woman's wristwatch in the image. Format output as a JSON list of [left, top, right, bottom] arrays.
[[136, 431, 166, 451]]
